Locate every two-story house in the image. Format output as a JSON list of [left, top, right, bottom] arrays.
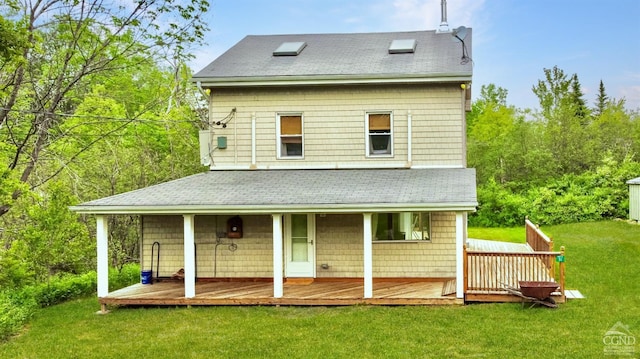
[[72, 29, 477, 309]]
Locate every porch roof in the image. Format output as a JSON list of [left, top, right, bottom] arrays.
[[70, 168, 477, 214]]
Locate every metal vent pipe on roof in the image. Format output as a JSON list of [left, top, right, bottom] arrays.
[[438, 0, 450, 33]]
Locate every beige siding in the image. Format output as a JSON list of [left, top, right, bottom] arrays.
[[142, 215, 273, 278], [142, 212, 457, 279], [315, 213, 456, 278], [207, 84, 464, 169], [141, 215, 184, 277], [316, 214, 364, 277], [372, 212, 457, 278]]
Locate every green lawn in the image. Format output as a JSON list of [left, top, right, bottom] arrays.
[[1, 221, 638, 358], [468, 226, 526, 243]]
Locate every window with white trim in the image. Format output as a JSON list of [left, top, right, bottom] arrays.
[[277, 114, 303, 158], [366, 112, 393, 156], [372, 212, 431, 241]]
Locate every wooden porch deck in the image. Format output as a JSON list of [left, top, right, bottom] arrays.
[[101, 279, 462, 307], [101, 222, 566, 308]]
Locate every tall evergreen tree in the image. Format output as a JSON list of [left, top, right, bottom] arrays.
[[569, 74, 589, 121], [594, 80, 609, 117]]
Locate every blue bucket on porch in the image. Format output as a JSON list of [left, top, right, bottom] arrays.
[[141, 270, 153, 284]]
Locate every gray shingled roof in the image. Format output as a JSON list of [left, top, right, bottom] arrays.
[[628, 177, 640, 185], [71, 168, 477, 214], [192, 31, 472, 86]]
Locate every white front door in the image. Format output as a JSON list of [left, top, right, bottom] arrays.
[[284, 214, 315, 277]]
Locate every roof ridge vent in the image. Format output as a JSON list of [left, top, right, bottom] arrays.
[[273, 41, 307, 56], [388, 39, 417, 54]]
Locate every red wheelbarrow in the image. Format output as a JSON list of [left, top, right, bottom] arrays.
[[505, 281, 560, 308]]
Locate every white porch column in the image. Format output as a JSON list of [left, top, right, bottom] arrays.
[[96, 215, 109, 298], [363, 213, 373, 298], [272, 214, 284, 298], [455, 211, 465, 299], [183, 214, 196, 298]]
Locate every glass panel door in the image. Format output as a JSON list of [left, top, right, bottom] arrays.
[[291, 214, 308, 262], [285, 214, 315, 277]]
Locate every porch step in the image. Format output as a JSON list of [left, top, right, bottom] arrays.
[[565, 289, 584, 299], [285, 278, 314, 285], [441, 279, 456, 296]]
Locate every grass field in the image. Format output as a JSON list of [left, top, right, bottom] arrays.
[[1, 221, 638, 358]]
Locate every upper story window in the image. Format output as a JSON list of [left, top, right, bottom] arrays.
[[277, 114, 303, 159], [366, 112, 393, 157]]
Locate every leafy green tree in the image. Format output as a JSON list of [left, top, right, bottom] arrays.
[[468, 99, 516, 184], [633, 110, 640, 158], [466, 83, 508, 129], [532, 66, 591, 174], [468, 84, 555, 186], [587, 99, 637, 164], [15, 182, 92, 282], [469, 178, 527, 227], [0, 244, 32, 289], [49, 63, 203, 269], [0, 12, 27, 63], [532, 66, 572, 119], [0, 1, 210, 284], [0, 0, 210, 217]]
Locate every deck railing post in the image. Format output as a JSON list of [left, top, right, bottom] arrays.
[[559, 246, 566, 301], [463, 245, 468, 294]]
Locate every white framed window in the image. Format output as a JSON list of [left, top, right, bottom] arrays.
[[372, 212, 431, 241], [277, 114, 303, 159], [366, 112, 393, 157]]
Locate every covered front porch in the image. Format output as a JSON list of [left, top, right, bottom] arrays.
[[93, 210, 468, 312], [70, 168, 478, 311]]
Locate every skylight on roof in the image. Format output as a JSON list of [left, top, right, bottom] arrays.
[[388, 39, 417, 54], [273, 41, 307, 56]]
